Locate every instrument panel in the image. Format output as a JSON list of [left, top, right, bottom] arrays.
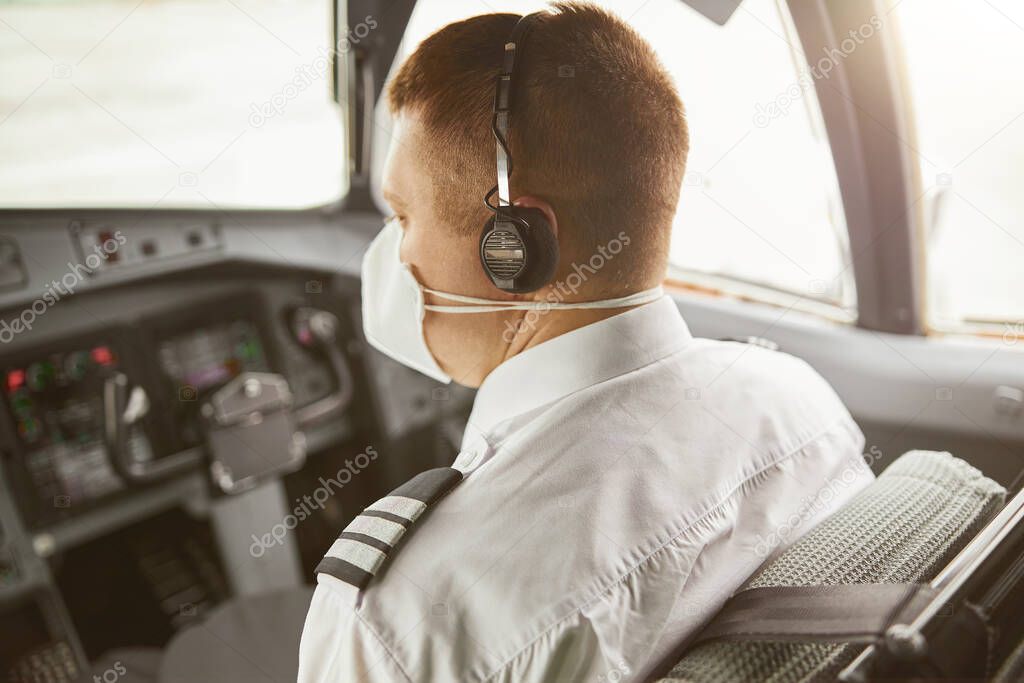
[[6, 344, 119, 450], [158, 320, 267, 397], [1, 338, 152, 526], [156, 316, 270, 449], [0, 294, 282, 529]]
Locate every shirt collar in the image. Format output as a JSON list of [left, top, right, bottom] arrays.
[[465, 296, 692, 439]]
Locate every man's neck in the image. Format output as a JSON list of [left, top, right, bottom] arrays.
[[501, 305, 642, 363]]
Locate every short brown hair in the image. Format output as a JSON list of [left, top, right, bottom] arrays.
[[388, 2, 688, 290]]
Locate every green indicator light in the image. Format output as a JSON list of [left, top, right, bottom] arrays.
[[237, 339, 261, 362], [12, 391, 32, 413], [27, 362, 56, 391]]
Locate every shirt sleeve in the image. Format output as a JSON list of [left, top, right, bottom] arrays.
[[298, 576, 413, 683]]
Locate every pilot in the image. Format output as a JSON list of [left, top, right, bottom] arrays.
[[299, 3, 874, 681]]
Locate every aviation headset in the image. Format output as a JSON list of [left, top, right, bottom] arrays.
[[480, 12, 560, 294]]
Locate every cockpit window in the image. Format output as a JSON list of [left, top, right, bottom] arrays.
[[0, 0, 345, 209], [892, 0, 1024, 330], [394, 0, 854, 318], [639, 0, 854, 317]]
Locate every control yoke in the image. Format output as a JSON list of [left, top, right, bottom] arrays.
[[201, 372, 306, 495], [291, 308, 355, 425]]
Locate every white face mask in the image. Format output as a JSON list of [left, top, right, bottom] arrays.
[[360, 218, 664, 384]]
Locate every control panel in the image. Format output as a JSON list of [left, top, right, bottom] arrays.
[[158, 320, 266, 395], [2, 342, 153, 524], [0, 259, 369, 680], [156, 318, 269, 449], [0, 283, 360, 532], [70, 220, 223, 274]]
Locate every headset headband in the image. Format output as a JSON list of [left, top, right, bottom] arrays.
[[480, 12, 559, 294], [492, 13, 542, 208]]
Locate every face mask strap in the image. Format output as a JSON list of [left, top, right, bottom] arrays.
[[422, 286, 665, 313], [423, 303, 529, 314], [421, 288, 505, 306]]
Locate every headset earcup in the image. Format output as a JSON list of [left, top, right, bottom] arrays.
[[513, 208, 559, 293], [479, 209, 559, 294]]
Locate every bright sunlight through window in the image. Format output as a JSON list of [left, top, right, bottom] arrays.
[[891, 0, 1024, 330], [0, 0, 346, 209]]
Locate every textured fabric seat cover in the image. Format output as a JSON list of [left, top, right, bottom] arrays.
[[659, 451, 1006, 683]]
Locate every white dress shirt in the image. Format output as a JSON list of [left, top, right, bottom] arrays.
[[298, 296, 874, 682]]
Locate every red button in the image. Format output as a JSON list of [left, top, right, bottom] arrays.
[[91, 346, 114, 366]]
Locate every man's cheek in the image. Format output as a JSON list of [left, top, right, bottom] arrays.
[[402, 224, 451, 286], [397, 223, 417, 264]]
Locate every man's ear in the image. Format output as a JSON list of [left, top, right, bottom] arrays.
[[512, 196, 557, 236]]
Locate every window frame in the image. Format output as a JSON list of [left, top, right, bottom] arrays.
[[785, 0, 924, 334]]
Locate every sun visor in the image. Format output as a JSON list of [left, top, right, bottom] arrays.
[[677, 0, 744, 25]]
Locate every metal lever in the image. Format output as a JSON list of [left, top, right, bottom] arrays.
[[103, 372, 201, 483], [291, 308, 355, 426]]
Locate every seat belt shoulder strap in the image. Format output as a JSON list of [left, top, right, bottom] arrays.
[[690, 583, 937, 646]]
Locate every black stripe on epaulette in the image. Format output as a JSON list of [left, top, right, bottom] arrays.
[[315, 467, 465, 592], [315, 556, 373, 590], [339, 531, 392, 553], [361, 509, 411, 527], [391, 467, 463, 505]]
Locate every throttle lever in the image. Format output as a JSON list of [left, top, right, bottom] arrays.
[[102, 372, 130, 480], [103, 371, 200, 483]]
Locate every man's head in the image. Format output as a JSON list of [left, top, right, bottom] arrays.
[[382, 2, 688, 386]]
